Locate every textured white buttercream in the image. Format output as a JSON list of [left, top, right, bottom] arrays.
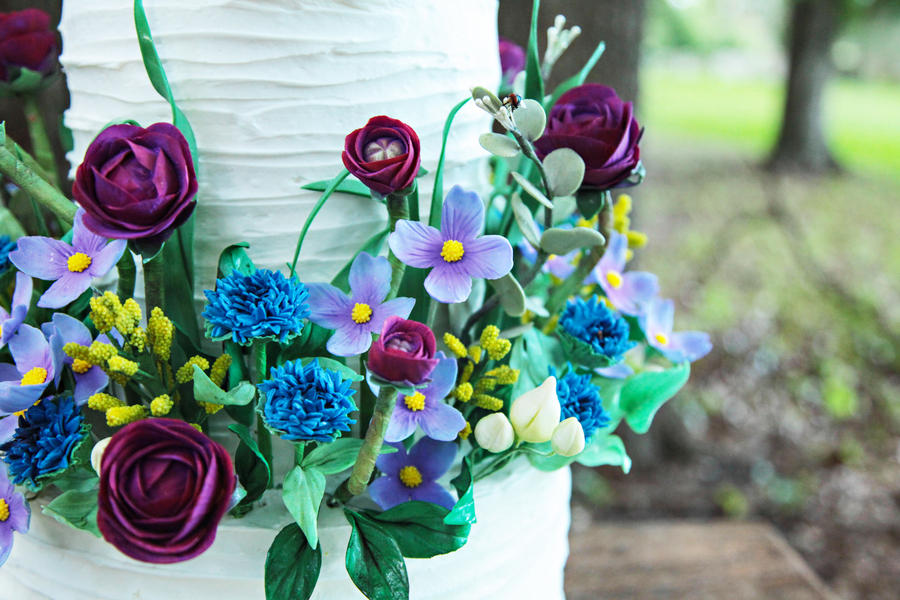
[[0, 461, 570, 600]]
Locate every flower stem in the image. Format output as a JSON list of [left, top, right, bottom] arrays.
[[0, 136, 76, 225], [359, 352, 376, 437], [385, 192, 409, 301], [337, 385, 398, 502], [116, 251, 137, 301], [293, 442, 306, 468], [142, 252, 166, 314], [22, 95, 59, 189], [253, 340, 274, 488]]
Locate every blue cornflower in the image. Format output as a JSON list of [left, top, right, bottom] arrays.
[[203, 268, 310, 345], [258, 359, 357, 443], [0, 396, 86, 489], [550, 366, 610, 440], [559, 295, 635, 361], [0, 236, 16, 274]]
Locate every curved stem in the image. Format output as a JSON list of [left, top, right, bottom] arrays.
[[22, 95, 59, 189], [0, 138, 76, 225], [253, 340, 274, 488], [385, 192, 410, 301], [337, 385, 398, 502]]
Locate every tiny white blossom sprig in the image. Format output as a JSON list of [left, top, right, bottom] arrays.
[[543, 14, 581, 79]]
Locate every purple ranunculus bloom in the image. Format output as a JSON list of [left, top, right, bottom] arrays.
[[640, 297, 712, 364], [369, 437, 457, 511], [9, 208, 126, 309], [367, 316, 439, 387], [498, 36, 525, 87], [0, 9, 56, 83], [586, 231, 657, 316], [97, 418, 235, 564], [306, 252, 415, 357], [534, 84, 642, 191], [42, 313, 109, 406], [342, 115, 421, 196], [73, 123, 198, 247], [0, 271, 32, 347], [0, 462, 31, 567], [0, 324, 60, 417], [389, 185, 513, 304], [385, 351, 465, 443]]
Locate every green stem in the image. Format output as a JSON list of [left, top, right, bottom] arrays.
[[385, 192, 410, 301], [253, 340, 274, 488], [116, 251, 137, 301], [0, 139, 75, 225], [29, 197, 49, 237], [293, 442, 306, 468], [359, 352, 376, 437], [22, 95, 59, 188], [338, 385, 399, 502], [142, 252, 166, 314]]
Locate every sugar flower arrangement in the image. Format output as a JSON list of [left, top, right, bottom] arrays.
[[0, 2, 710, 599]]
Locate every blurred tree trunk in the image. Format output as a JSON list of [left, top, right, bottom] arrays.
[[768, 0, 841, 173], [498, 0, 646, 105]]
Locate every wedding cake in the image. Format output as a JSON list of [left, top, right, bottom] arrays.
[[0, 1, 574, 599]]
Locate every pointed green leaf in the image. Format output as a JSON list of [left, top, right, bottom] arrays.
[[301, 438, 397, 475], [330, 228, 390, 293], [42, 489, 101, 538], [193, 365, 256, 406], [228, 423, 271, 508], [546, 42, 606, 110], [524, 0, 544, 102], [621, 363, 691, 434], [290, 169, 350, 275], [345, 510, 409, 600], [577, 434, 631, 473], [217, 242, 256, 278], [283, 465, 326, 549], [265, 523, 322, 600], [362, 501, 470, 559], [430, 98, 470, 229], [299, 357, 363, 382], [444, 454, 476, 526], [511, 192, 541, 249], [302, 176, 372, 198]]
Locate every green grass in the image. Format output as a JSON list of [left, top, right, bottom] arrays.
[[640, 68, 900, 176]]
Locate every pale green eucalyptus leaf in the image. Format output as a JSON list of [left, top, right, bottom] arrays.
[[510, 193, 541, 249], [544, 148, 585, 198], [488, 273, 527, 317], [511, 171, 552, 209], [192, 365, 256, 406], [540, 227, 605, 255], [513, 99, 546, 141], [478, 133, 520, 158]]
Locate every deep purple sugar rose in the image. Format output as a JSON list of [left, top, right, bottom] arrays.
[[0, 9, 57, 82], [498, 37, 525, 86], [73, 123, 198, 245], [97, 419, 235, 564], [342, 116, 421, 196], [368, 316, 439, 387], [534, 83, 643, 190]]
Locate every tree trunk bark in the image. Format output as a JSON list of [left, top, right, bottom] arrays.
[[768, 0, 841, 173]]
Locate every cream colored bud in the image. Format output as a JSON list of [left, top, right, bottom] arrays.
[[91, 437, 112, 475], [474, 413, 515, 453], [509, 376, 560, 443], [551, 417, 585, 457]]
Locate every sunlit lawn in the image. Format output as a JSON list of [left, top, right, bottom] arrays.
[[640, 68, 900, 177]]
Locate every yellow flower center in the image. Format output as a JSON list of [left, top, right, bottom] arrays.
[[351, 303, 373, 324], [441, 239, 465, 263], [21, 367, 47, 386], [605, 270, 623, 289], [72, 359, 92, 374], [0, 498, 9, 522], [67, 252, 92, 273], [404, 392, 426, 412], [654, 333, 669, 346], [398, 465, 423, 488]]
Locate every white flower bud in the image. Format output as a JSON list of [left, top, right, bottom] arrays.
[[474, 413, 515, 453], [551, 417, 585, 457], [91, 437, 112, 475], [509, 376, 560, 443]]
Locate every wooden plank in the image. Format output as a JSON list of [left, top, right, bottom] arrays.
[[564, 521, 840, 600]]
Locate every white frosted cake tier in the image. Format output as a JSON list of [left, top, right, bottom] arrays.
[[0, 461, 571, 600], [60, 0, 500, 293]]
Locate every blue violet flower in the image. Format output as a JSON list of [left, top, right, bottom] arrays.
[[258, 358, 356, 443], [0, 461, 30, 567], [550, 366, 610, 440], [369, 436, 457, 510]]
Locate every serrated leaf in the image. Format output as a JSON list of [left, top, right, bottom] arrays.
[[487, 273, 526, 317], [302, 176, 373, 198], [511, 171, 553, 209], [620, 363, 691, 434], [444, 454, 476, 526], [283, 465, 326, 549], [42, 489, 101, 538], [193, 365, 257, 406], [544, 148, 585, 197], [345, 510, 409, 600], [510, 192, 541, 249], [362, 501, 470, 559], [514, 99, 546, 141], [265, 523, 322, 600], [540, 226, 605, 255]]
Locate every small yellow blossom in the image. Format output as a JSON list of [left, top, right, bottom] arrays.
[[198, 401, 225, 415], [468, 344, 483, 364], [176, 356, 210, 384], [147, 307, 174, 361], [210, 354, 232, 388], [475, 394, 504, 411], [150, 394, 173, 417], [458, 421, 472, 440], [443, 333, 468, 359], [452, 382, 473, 403], [106, 405, 147, 427], [479, 325, 500, 348], [107, 356, 139, 376], [460, 361, 474, 384], [485, 338, 511, 361], [88, 393, 124, 412], [88, 341, 117, 366], [129, 327, 147, 353]]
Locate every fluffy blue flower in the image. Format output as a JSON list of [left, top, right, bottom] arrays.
[[559, 295, 635, 360], [0, 236, 16, 274], [0, 396, 86, 488], [550, 366, 610, 440], [203, 269, 310, 345], [258, 359, 357, 443]]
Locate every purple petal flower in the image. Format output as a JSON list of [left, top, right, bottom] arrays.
[[0, 324, 57, 417], [9, 209, 126, 309], [596, 362, 634, 379], [640, 297, 712, 363], [0, 462, 31, 567], [588, 231, 658, 316], [385, 352, 465, 443], [369, 437, 457, 510], [0, 272, 32, 346], [306, 252, 415, 357], [0, 416, 17, 444], [389, 185, 513, 303], [43, 314, 109, 405], [518, 238, 578, 280]]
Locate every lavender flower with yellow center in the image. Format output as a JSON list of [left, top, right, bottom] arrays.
[[640, 297, 712, 364], [0, 272, 32, 347], [0, 462, 30, 567], [369, 437, 457, 510], [9, 209, 126, 309], [42, 313, 109, 406], [389, 185, 513, 303], [0, 324, 59, 417], [384, 352, 465, 443], [305, 252, 415, 357], [586, 231, 658, 316]]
